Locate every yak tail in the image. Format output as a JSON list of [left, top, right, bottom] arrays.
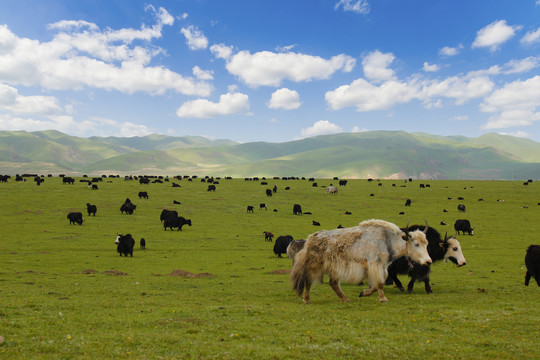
[[290, 248, 308, 296]]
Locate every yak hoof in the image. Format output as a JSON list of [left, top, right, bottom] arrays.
[[341, 297, 350, 302], [379, 297, 388, 303]]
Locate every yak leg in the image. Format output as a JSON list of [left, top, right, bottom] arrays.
[[392, 275, 405, 292], [329, 277, 350, 302], [524, 271, 531, 286], [423, 278, 433, 294], [407, 277, 416, 293], [376, 283, 388, 302], [303, 280, 312, 304], [360, 285, 387, 302]]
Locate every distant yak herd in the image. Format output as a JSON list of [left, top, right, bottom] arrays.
[[2, 173, 534, 298]]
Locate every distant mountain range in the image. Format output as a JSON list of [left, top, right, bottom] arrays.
[[1, 129, 540, 180]]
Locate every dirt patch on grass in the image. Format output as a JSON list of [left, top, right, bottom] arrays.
[[168, 269, 214, 278], [102, 270, 130, 276], [81, 269, 98, 274], [269, 269, 290, 274]]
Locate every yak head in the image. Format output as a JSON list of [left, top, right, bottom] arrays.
[[443, 234, 467, 267], [403, 220, 432, 266]]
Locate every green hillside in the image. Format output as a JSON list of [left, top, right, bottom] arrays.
[[1, 130, 540, 179]]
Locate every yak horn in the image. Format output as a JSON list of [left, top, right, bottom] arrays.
[[423, 219, 429, 234]]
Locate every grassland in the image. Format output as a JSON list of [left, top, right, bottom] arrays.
[[0, 176, 538, 359]]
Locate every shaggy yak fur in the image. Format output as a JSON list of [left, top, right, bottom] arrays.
[[290, 219, 432, 304], [286, 240, 306, 264]]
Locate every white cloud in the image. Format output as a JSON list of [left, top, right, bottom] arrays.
[[300, 120, 342, 138], [225, 50, 355, 87], [423, 62, 440, 72], [210, 43, 234, 60], [439, 45, 463, 57], [450, 115, 469, 121], [267, 88, 301, 110], [192, 66, 213, 80], [352, 126, 368, 132], [521, 27, 540, 45], [0, 112, 152, 137], [472, 20, 522, 51], [181, 25, 208, 50], [176, 92, 250, 118], [0, 83, 62, 115], [0, 15, 212, 96], [326, 68, 494, 112], [498, 131, 531, 138], [326, 78, 417, 111], [481, 76, 540, 129], [362, 50, 396, 82], [335, 0, 370, 14], [276, 44, 297, 52], [47, 20, 99, 32]]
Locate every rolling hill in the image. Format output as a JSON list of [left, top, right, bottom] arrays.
[[1, 130, 540, 179]]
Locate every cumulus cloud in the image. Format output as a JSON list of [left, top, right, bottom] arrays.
[[326, 69, 494, 112], [267, 88, 301, 110], [521, 27, 540, 45], [210, 43, 234, 60], [181, 25, 208, 50], [439, 44, 463, 57], [480, 77, 540, 131], [0, 83, 62, 115], [225, 50, 355, 87], [0, 9, 211, 97], [192, 66, 213, 80], [300, 120, 342, 138], [362, 50, 396, 82], [423, 62, 440, 72], [176, 92, 250, 118], [472, 20, 522, 51], [480, 76, 540, 129], [335, 0, 370, 14]]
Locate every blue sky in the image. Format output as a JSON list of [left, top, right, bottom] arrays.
[[0, 0, 539, 143]]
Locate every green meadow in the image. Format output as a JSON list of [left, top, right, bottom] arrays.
[[0, 176, 538, 359]]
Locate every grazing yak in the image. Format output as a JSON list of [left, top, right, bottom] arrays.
[[86, 203, 97, 216], [160, 209, 178, 222], [207, 184, 216, 191], [140, 238, 146, 250], [293, 204, 303, 215], [524, 245, 540, 286], [286, 240, 306, 264], [266, 189, 273, 197], [115, 234, 135, 257], [290, 219, 432, 304], [454, 219, 474, 235], [163, 216, 192, 231], [259, 203, 267, 211], [457, 204, 466, 212], [246, 205, 254, 213], [67, 212, 83, 225], [120, 198, 136, 215], [263, 231, 274, 242], [138, 191, 149, 199], [325, 186, 338, 194], [405, 199, 411, 206], [386, 225, 467, 293], [274, 235, 294, 258]]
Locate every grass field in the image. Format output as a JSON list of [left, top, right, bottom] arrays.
[[0, 176, 538, 359]]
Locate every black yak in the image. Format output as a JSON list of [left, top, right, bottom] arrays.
[[386, 225, 466, 293], [525, 245, 540, 286]]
